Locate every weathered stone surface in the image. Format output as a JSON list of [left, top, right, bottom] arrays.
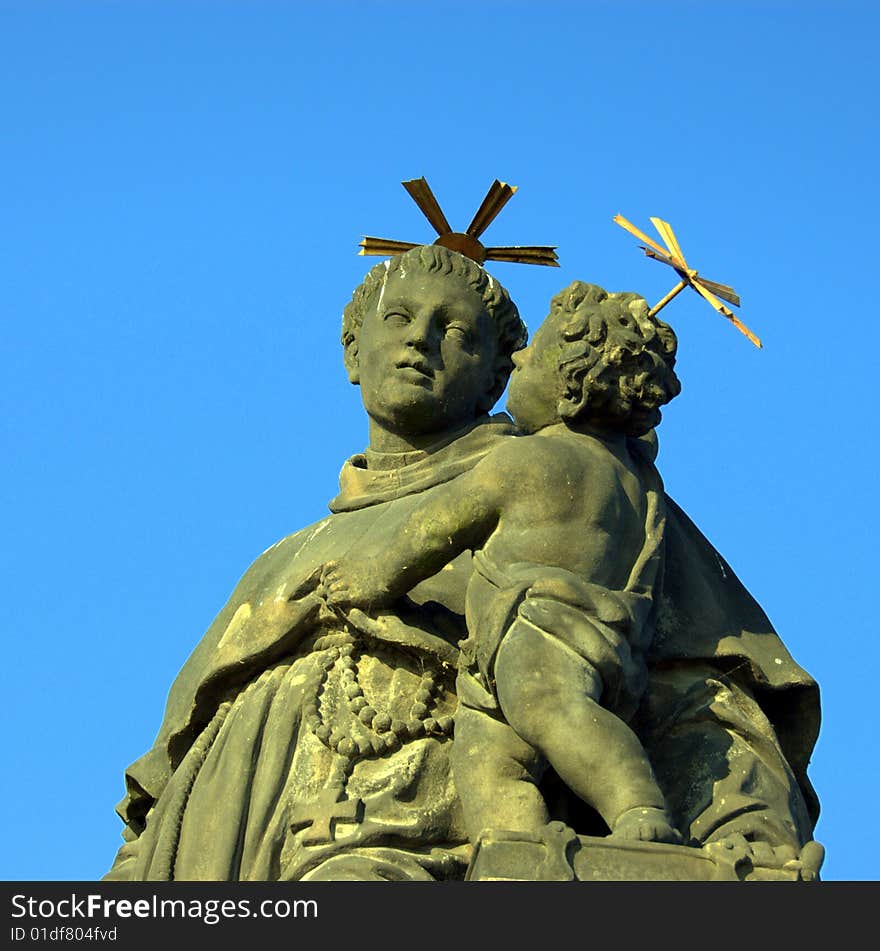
[[466, 826, 824, 882], [105, 246, 821, 882]]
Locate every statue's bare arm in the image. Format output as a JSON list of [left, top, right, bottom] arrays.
[[319, 459, 505, 611], [319, 439, 578, 611]]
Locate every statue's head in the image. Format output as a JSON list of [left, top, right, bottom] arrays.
[[342, 245, 527, 440], [507, 281, 681, 436]]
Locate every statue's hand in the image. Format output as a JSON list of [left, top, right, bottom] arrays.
[[282, 564, 324, 602], [319, 558, 397, 612]]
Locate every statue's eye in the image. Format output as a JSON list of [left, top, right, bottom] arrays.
[[445, 323, 472, 344], [384, 311, 411, 325]]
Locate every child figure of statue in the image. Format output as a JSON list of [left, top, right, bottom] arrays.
[[317, 281, 683, 846]]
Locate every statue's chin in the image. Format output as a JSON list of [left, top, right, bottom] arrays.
[[367, 400, 482, 444]]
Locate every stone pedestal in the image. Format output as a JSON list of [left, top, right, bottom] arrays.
[[465, 824, 821, 882]]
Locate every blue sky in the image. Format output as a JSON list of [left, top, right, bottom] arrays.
[[2, 1, 877, 881]]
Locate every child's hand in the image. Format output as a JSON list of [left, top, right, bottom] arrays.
[[319, 557, 397, 612]]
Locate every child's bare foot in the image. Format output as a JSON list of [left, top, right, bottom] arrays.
[[611, 806, 682, 844]]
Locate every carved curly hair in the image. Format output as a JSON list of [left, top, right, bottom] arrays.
[[549, 281, 681, 436], [341, 245, 527, 411]]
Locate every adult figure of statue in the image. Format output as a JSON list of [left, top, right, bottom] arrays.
[[106, 245, 527, 881], [105, 245, 819, 881]]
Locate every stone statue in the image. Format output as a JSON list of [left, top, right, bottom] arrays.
[[105, 244, 821, 882], [313, 282, 682, 847]]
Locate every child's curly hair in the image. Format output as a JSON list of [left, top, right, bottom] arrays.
[[550, 281, 681, 436]]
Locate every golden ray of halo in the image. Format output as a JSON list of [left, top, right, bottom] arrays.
[[692, 279, 762, 348], [466, 180, 518, 238], [650, 216, 688, 268], [696, 277, 741, 307], [485, 245, 559, 266], [358, 237, 419, 257], [642, 249, 741, 306], [401, 178, 453, 236], [613, 214, 672, 260]]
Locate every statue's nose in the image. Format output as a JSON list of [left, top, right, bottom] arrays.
[[404, 313, 438, 353]]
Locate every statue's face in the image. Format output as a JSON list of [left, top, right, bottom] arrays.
[[353, 267, 499, 437], [506, 312, 565, 433]]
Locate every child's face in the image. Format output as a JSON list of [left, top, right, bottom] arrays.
[[505, 313, 565, 433]]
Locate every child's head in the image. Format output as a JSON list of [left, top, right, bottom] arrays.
[[507, 281, 681, 436]]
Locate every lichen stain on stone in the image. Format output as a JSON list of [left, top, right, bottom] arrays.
[[217, 602, 252, 649]]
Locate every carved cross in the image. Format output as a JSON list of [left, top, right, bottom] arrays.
[[290, 786, 363, 846]]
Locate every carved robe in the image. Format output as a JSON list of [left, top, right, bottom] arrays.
[[105, 419, 819, 880], [106, 417, 514, 881]]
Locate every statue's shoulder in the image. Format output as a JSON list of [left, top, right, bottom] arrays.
[[223, 523, 315, 597], [475, 431, 616, 515], [234, 505, 387, 603], [250, 515, 335, 570], [152, 511, 345, 757], [521, 426, 628, 483], [486, 428, 585, 479]]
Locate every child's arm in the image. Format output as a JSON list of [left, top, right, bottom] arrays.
[[320, 456, 505, 611]]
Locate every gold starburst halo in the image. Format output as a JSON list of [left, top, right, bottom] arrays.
[[614, 213, 762, 349], [360, 178, 559, 268]]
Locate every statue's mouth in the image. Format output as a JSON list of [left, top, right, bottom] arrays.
[[394, 359, 434, 383]]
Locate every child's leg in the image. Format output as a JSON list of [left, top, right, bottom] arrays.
[[451, 703, 549, 842], [494, 615, 679, 842]]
